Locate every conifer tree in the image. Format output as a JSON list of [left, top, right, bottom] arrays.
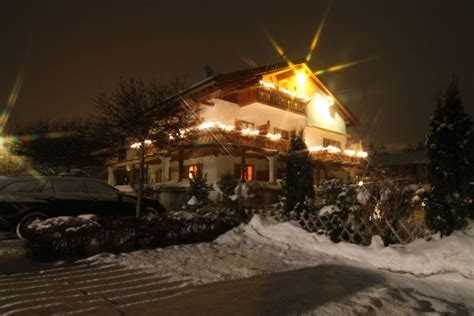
[[188, 170, 211, 206], [425, 76, 473, 234], [282, 133, 315, 214]]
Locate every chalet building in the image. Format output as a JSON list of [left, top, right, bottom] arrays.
[[105, 60, 368, 209]]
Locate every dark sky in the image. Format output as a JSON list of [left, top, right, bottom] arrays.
[[1, 0, 473, 146]]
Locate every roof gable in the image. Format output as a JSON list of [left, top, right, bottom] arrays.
[[170, 60, 359, 126]]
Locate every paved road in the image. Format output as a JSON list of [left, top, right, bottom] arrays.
[[0, 257, 471, 315]]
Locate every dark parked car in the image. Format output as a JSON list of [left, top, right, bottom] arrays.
[[0, 176, 165, 239]]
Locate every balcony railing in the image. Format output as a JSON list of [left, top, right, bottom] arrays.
[[115, 130, 365, 166], [194, 130, 289, 153], [255, 88, 307, 115], [228, 87, 307, 115]]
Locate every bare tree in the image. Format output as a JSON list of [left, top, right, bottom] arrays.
[[95, 78, 200, 218]]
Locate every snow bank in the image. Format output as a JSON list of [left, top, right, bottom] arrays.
[[221, 215, 474, 280]]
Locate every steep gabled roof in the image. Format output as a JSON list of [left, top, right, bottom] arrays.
[[168, 60, 359, 126]]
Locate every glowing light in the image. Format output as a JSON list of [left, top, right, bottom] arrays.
[[0, 132, 71, 145], [326, 96, 334, 106], [198, 121, 234, 131], [309, 145, 341, 154], [314, 93, 333, 122], [0, 70, 24, 134], [241, 128, 260, 136], [295, 72, 307, 88], [306, 0, 333, 62], [314, 56, 378, 76], [130, 139, 152, 149], [259, 80, 276, 89], [309, 145, 368, 159], [266, 132, 281, 141], [358, 180, 364, 187], [344, 149, 368, 158], [259, 80, 311, 102], [264, 31, 294, 68], [344, 149, 356, 156]]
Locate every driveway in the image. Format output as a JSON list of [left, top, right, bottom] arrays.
[[0, 255, 470, 315]]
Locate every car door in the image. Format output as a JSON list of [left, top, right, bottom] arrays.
[[84, 180, 122, 216], [0, 180, 43, 220], [49, 179, 94, 216]]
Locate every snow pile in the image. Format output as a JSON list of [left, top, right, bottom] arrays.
[[318, 205, 340, 216], [225, 215, 474, 280], [87, 215, 474, 314]]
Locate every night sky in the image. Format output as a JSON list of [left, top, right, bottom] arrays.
[[1, 0, 473, 146]]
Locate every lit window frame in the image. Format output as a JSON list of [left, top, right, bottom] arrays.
[[245, 164, 254, 181], [188, 164, 199, 179]]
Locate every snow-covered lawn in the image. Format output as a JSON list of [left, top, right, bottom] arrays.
[[88, 215, 474, 314]]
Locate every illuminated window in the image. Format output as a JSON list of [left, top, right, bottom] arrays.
[[245, 165, 254, 181], [188, 164, 199, 179]]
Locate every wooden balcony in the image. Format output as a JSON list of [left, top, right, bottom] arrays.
[[192, 130, 366, 165], [224, 87, 307, 115], [194, 130, 289, 153], [110, 130, 366, 167]]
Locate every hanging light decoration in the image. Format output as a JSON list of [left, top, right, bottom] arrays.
[[259, 80, 311, 102], [130, 139, 152, 149], [241, 128, 260, 136], [266, 132, 282, 140]]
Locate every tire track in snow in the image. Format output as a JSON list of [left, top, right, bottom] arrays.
[[0, 259, 191, 315], [0, 262, 96, 278], [0, 265, 131, 286], [0, 263, 119, 283]]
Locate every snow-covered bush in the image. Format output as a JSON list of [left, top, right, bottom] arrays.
[[299, 178, 430, 244], [25, 208, 245, 258], [137, 207, 243, 247], [97, 216, 136, 252], [314, 179, 364, 242], [26, 215, 102, 258]]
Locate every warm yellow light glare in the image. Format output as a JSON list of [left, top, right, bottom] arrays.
[[296, 72, 307, 86], [305, 0, 333, 62], [310, 145, 368, 159], [314, 93, 332, 122], [326, 96, 334, 106]]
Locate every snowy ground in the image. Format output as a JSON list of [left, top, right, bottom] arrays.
[[0, 216, 473, 315]]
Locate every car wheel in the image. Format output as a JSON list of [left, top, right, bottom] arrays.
[[143, 207, 159, 218], [16, 212, 48, 240]]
